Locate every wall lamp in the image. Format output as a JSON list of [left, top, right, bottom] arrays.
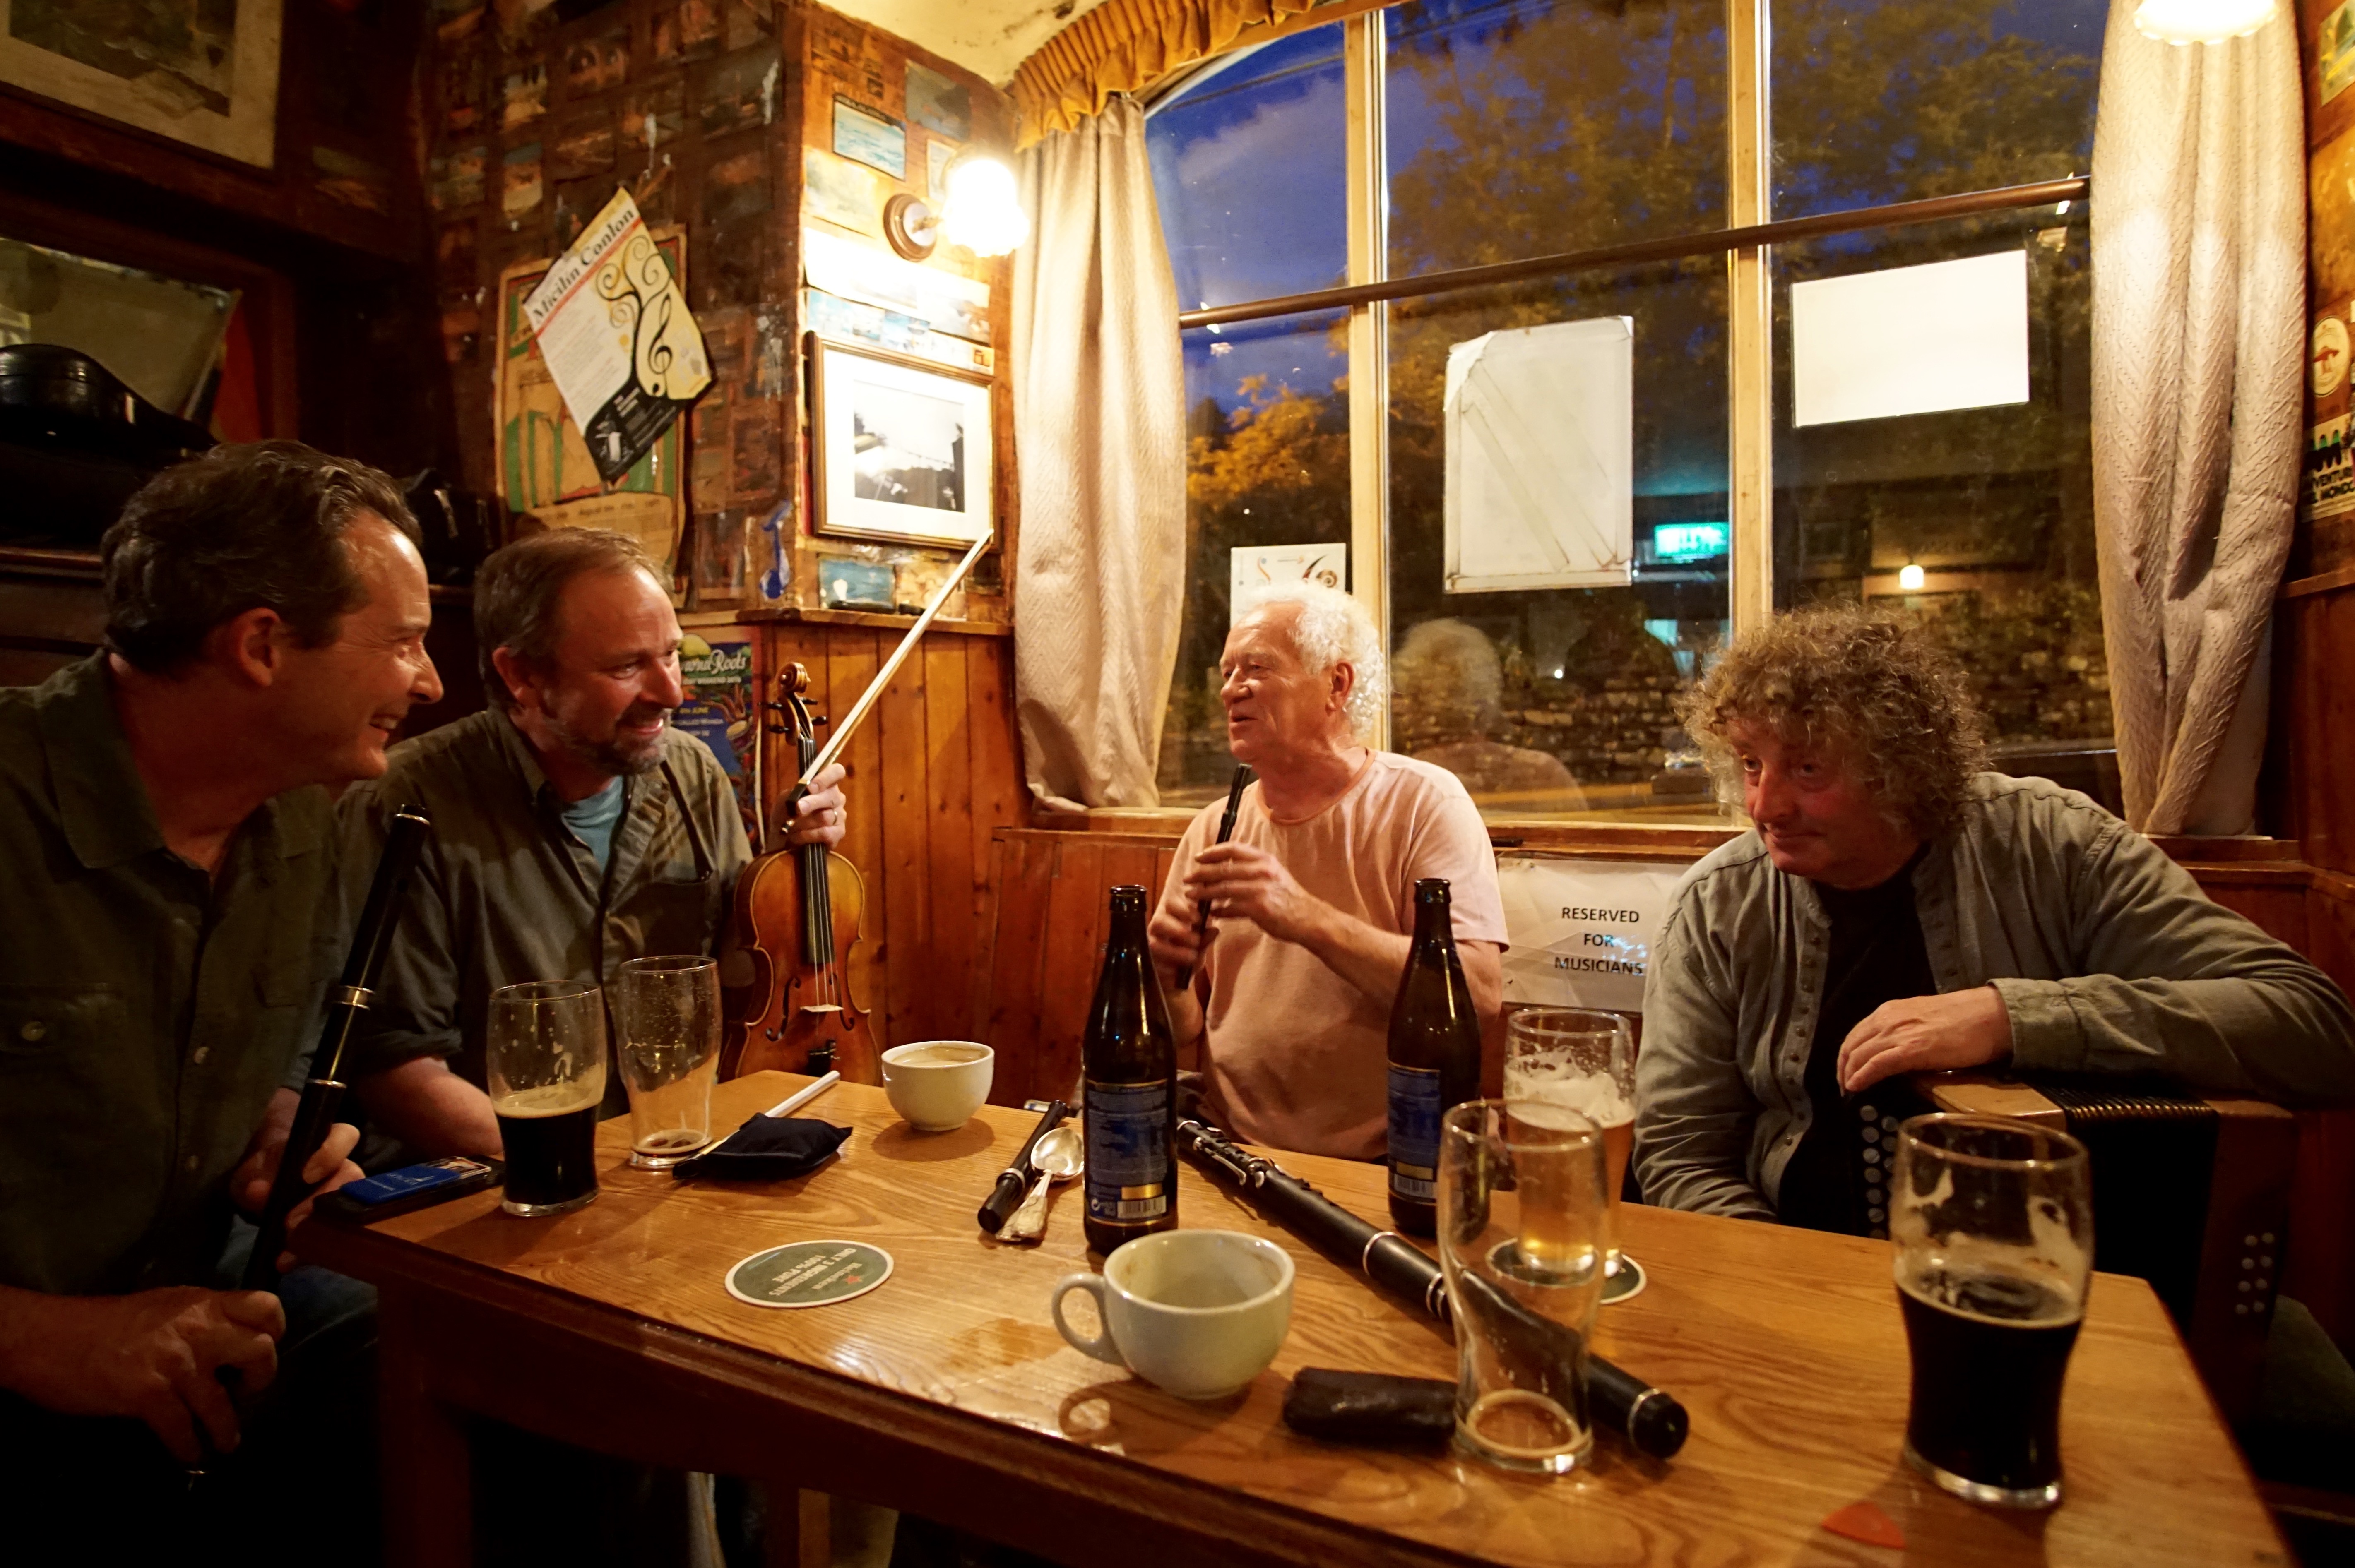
[[883, 156, 1031, 262], [2133, 0, 2277, 44]]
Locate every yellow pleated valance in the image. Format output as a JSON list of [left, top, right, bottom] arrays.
[[1012, 0, 1392, 146]]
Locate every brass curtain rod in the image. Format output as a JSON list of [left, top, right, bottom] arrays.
[[1174, 175, 2090, 331]]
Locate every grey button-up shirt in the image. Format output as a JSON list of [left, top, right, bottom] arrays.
[[0, 656, 335, 1295], [1635, 773, 2355, 1221], [333, 705, 752, 1088]]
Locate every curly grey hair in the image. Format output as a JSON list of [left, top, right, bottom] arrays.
[[1235, 581, 1387, 739]]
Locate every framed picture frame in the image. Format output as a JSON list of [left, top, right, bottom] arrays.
[[809, 334, 993, 549], [0, 0, 284, 168]]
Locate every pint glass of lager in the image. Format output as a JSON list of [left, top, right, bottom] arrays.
[[1891, 1114, 2092, 1509], [487, 979, 609, 1216], [1503, 1008, 1636, 1277]]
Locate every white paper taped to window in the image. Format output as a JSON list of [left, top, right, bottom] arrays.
[[1496, 856, 1686, 1014], [1791, 250, 2029, 427], [1443, 317, 1633, 593]]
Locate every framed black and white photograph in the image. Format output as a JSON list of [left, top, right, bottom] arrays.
[[809, 334, 993, 549]]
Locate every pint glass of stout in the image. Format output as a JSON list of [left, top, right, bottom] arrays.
[[1890, 1113, 2092, 1509], [487, 979, 609, 1217]]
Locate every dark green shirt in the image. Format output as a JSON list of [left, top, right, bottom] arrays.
[[0, 656, 335, 1296], [333, 706, 751, 1089]]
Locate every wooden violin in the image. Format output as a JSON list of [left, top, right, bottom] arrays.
[[727, 664, 879, 1084], [722, 533, 993, 1086]]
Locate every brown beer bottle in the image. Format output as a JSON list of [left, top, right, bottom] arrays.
[[1387, 878, 1482, 1237], [1081, 885, 1179, 1256]]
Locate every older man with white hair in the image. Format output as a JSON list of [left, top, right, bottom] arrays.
[[1147, 583, 1507, 1160]]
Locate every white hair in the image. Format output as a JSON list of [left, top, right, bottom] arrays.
[[1236, 581, 1387, 739]]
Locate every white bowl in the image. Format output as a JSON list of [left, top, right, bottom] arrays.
[[880, 1041, 994, 1131]]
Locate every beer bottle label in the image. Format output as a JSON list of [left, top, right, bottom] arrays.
[[1387, 1063, 1443, 1201], [1084, 1081, 1171, 1223]]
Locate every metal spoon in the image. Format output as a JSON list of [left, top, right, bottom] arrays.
[[1001, 1123, 1083, 1244]]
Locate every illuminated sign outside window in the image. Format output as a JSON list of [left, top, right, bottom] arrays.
[[1652, 521, 1729, 563]]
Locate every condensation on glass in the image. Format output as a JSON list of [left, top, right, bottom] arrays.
[[1381, 0, 1732, 822]]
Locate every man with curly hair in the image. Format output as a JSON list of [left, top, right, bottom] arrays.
[[1635, 603, 2355, 1236], [1147, 583, 1506, 1159]]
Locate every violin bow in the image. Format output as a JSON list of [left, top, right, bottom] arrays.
[[799, 534, 991, 787]]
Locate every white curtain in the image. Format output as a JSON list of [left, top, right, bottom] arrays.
[[1011, 99, 1188, 812], [2089, 2, 2304, 835]]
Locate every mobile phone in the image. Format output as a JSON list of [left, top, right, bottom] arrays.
[[319, 1155, 502, 1223]]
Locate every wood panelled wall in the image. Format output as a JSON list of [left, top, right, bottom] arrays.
[[2272, 574, 2355, 1358], [981, 833, 1180, 1105], [749, 617, 1024, 1055]]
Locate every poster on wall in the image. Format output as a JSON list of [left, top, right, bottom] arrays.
[[495, 228, 691, 581], [523, 188, 712, 485], [675, 635, 760, 845], [0, 0, 283, 167]]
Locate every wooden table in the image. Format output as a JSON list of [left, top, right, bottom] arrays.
[[298, 1073, 2288, 1568]]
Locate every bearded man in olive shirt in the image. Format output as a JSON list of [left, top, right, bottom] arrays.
[[336, 527, 846, 1158], [0, 443, 444, 1546]]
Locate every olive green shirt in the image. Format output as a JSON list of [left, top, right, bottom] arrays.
[[0, 656, 335, 1296], [333, 706, 752, 1089]]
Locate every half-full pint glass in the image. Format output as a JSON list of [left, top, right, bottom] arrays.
[[1437, 1098, 1609, 1475], [487, 979, 608, 1216], [1503, 1007, 1636, 1275], [613, 955, 722, 1168], [1891, 1114, 2093, 1509]]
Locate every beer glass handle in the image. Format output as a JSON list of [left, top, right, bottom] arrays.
[[1051, 1275, 1124, 1368]]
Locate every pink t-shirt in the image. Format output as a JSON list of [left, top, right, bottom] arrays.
[[1156, 752, 1507, 1160]]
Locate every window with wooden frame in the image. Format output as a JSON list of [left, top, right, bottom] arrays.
[[1145, 0, 2109, 824]]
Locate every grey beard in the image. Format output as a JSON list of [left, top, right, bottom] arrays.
[[548, 709, 665, 778]]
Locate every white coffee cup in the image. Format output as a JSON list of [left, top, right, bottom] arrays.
[[879, 1041, 993, 1131], [1050, 1230, 1294, 1400]]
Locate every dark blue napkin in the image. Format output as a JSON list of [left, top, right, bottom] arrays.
[[671, 1116, 849, 1181]]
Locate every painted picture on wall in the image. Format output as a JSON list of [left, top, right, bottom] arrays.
[[810, 334, 992, 549], [495, 229, 693, 583], [0, 0, 284, 167]]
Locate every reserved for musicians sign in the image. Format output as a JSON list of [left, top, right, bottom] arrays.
[[1495, 856, 1684, 1014], [523, 187, 713, 485]]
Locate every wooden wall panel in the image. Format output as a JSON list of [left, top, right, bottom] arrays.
[[981, 831, 1192, 1105], [878, 640, 933, 1047], [748, 620, 1022, 1078], [923, 638, 978, 1041]]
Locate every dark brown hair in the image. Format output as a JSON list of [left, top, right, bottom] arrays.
[[1677, 602, 1989, 838], [102, 440, 419, 672], [472, 527, 661, 709]]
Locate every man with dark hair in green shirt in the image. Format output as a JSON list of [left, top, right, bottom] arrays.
[[0, 441, 445, 1553]]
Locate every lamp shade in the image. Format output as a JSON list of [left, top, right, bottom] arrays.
[[2132, 0, 2277, 44]]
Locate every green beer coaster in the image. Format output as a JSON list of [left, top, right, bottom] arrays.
[[725, 1240, 894, 1309], [1600, 1255, 1648, 1306]]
